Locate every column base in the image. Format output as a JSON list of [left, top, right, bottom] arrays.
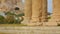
[[22, 19, 42, 26], [26, 22, 43, 26], [21, 21, 42, 26], [43, 22, 57, 26], [21, 17, 31, 25], [28, 19, 42, 26]]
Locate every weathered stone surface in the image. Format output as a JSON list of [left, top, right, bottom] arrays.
[[51, 0, 60, 22], [0, 0, 21, 12], [41, 0, 48, 22], [43, 22, 57, 26], [0, 26, 60, 34], [31, 0, 42, 23], [21, 0, 32, 24], [47, 0, 60, 26]]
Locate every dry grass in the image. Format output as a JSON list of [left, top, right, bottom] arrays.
[[0, 24, 27, 27], [0, 32, 10, 34]]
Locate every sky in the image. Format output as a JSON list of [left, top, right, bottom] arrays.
[[48, 0, 52, 13]]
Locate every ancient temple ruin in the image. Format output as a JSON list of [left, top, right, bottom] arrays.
[[22, 0, 60, 26], [0, 0, 60, 26], [21, 0, 48, 26]]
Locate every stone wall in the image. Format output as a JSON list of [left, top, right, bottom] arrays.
[[0, 0, 21, 12]]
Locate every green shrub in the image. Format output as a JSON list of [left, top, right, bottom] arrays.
[[0, 15, 5, 24], [48, 16, 51, 19], [5, 12, 24, 24], [0, 11, 24, 24]]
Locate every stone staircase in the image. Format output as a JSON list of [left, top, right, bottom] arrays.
[[0, 26, 60, 34]]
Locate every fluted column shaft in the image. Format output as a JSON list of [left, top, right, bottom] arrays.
[[46, 0, 59, 26], [22, 0, 32, 24], [51, 0, 60, 22], [31, 0, 42, 23], [41, 0, 48, 22]]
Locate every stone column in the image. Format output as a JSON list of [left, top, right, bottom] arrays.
[[51, 0, 60, 22], [31, 0, 42, 24], [21, 0, 32, 24], [51, 0, 60, 24], [41, 0, 48, 22], [46, 0, 60, 26]]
